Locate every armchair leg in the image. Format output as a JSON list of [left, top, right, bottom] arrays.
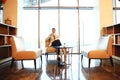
[[10, 58, 14, 68], [81, 55, 83, 62], [21, 60, 24, 68], [110, 57, 114, 66], [89, 59, 91, 68], [46, 53, 48, 60], [40, 55, 42, 62], [34, 59, 36, 70], [100, 59, 102, 66]]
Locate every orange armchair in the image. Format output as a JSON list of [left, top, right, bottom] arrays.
[[45, 39, 57, 60], [81, 35, 114, 68], [10, 36, 42, 70]]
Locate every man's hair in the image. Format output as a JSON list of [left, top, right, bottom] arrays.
[[52, 28, 56, 30]]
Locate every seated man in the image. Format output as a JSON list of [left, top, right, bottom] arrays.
[[46, 28, 60, 46], [46, 28, 62, 66]]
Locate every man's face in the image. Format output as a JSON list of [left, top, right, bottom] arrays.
[[52, 29, 56, 33]]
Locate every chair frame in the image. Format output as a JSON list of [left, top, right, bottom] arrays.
[[81, 35, 114, 68], [10, 36, 42, 70]]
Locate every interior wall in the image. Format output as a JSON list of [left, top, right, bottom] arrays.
[[99, 0, 113, 35], [3, 0, 17, 27]]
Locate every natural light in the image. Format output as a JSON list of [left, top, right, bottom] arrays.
[[18, 0, 100, 53]]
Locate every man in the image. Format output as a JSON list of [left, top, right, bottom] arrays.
[[46, 28, 63, 66], [46, 28, 60, 46]]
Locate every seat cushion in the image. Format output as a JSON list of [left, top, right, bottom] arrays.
[[82, 50, 110, 59], [15, 49, 42, 60], [46, 47, 56, 53]]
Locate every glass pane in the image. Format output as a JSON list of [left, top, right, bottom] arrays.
[[80, 10, 100, 50], [40, 9, 58, 51], [113, 10, 116, 24], [24, 0, 38, 6], [79, 0, 95, 7], [115, 0, 120, 7], [40, 0, 58, 6], [19, 10, 38, 49], [60, 0, 78, 6], [116, 10, 120, 23], [112, 0, 116, 7], [0, 10, 3, 23], [60, 9, 78, 53]]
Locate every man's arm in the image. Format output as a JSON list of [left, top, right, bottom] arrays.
[[46, 33, 52, 41]]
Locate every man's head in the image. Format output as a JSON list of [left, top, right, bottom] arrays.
[[52, 28, 56, 33]]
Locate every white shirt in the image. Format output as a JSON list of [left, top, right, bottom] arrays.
[[46, 33, 59, 46]]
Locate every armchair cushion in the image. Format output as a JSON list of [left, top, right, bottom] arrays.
[[45, 38, 57, 53], [15, 49, 42, 60], [46, 47, 56, 53], [88, 50, 109, 58]]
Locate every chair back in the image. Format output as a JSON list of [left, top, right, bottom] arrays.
[[45, 38, 57, 53], [45, 39, 50, 47], [107, 35, 113, 56], [96, 35, 113, 56], [10, 36, 26, 58]]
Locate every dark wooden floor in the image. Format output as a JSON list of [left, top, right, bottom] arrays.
[[0, 54, 120, 80]]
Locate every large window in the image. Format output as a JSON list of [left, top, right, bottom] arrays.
[[18, 0, 100, 53]]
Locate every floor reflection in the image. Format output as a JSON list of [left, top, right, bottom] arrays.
[[40, 54, 76, 80], [0, 54, 120, 80], [46, 60, 65, 80]]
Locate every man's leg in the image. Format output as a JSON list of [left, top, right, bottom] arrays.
[[57, 48, 64, 66]]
